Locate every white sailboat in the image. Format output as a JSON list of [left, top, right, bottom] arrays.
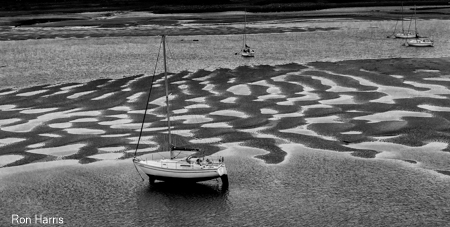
[[405, 37, 434, 47], [133, 35, 228, 186], [393, 3, 416, 39], [405, 6, 434, 47], [241, 10, 255, 57]]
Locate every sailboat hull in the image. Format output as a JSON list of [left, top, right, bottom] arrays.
[[395, 33, 416, 39], [135, 159, 227, 183], [241, 49, 255, 57], [406, 39, 434, 47], [241, 52, 255, 57], [146, 174, 223, 183]]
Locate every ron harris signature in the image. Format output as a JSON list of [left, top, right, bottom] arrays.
[[12, 214, 63, 225]]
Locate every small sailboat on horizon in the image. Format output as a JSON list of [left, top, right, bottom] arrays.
[[404, 5, 434, 47], [133, 35, 229, 186], [389, 2, 416, 39], [240, 10, 255, 57]]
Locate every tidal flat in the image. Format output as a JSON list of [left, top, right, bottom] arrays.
[[1, 7, 450, 226]]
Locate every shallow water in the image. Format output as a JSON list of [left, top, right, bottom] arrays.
[[150, 19, 450, 74], [1, 145, 450, 226]]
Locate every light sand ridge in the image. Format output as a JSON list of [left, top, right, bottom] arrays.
[[67, 90, 95, 99], [227, 84, 251, 96], [98, 146, 127, 152], [201, 122, 232, 128], [2, 109, 102, 133], [89, 153, 124, 160], [418, 104, 450, 112], [70, 118, 98, 122], [220, 97, 237, 103], [49, 122, 72, 128], [1, 58, 450, 174], [354, 110, 433, 123], [185, 103, 210, 109], [27, 143, 86, 157], [20, 108, 59, 114], [0, 118, 21, 127], [27, 143, 46, 149], [92, 92, 115, 100], [16, 90, 48, 97], [64, 128, 105, 135], [0, 155, 24, 167], [126, 92, 145, 103], [0, 138, 26, 147]]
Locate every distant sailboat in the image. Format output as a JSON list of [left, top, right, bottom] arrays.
[[133, 35, 229, 186], [405, 5, 434, 47], [392, 2, 416, 39], [241, 10, 255, 57], [405, 37, 434, 47]]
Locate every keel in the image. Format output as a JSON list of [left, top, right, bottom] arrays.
[[220, 174, 229, 187], [148, 175, 156, 185]]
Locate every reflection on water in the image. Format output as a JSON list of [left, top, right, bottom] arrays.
[[135, 182, 230, 226]]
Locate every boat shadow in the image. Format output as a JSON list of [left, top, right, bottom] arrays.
[[134, 181, 231, 224], [146, 181, 229, 197]]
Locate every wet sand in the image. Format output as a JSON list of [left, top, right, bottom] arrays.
[[1, 57, 450, 175], [1, 8, 450, 226], [0, 6, 449, 174]]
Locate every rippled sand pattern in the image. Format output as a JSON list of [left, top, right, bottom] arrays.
[[1, 59, 450, 175]]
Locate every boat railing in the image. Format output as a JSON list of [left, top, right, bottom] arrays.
[[166, 156, 226, 169], [142, 155, 225, 169], [195, 156, 225, 164]]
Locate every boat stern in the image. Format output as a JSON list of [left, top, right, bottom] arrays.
[[217, 164, 229, 186], [217, 164, 227, 176]]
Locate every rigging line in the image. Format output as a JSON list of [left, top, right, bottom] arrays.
[[164, 36, 180, 149], [134, 38, 163, 159], [132, 159, 145, 181], [166, 36, 175, 64], [401, 2, 404, 32], [407, 14, 413, 33], [414, 5, 417, 34], [390, 19, 399, 36], [134, 38, 162, 157], [173, 149, 183, 159], [132, 38, 163, 181]]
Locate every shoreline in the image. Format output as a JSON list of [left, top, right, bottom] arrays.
[[1, 1, 450, 15]]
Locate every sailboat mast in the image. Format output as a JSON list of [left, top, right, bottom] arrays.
[[401, 2, 404, 32], [162, 35, 173, 158], [243, 10, 247, 48], [414, 5, 417, 35]]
